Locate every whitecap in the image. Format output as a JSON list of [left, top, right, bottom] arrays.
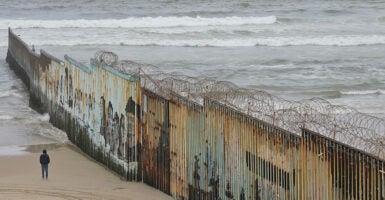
[[341, 89, 385, 95], [3, 34, 385, 47], [0, 115, 14, 120], [0, 90, 23, 98], [0, 145, 27, 156], [38, 113, 50, 122], [0, 16, 277, 29]]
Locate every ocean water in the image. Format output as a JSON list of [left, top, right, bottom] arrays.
[[0, 49, 67, 154], [0, 0, 384, 151]]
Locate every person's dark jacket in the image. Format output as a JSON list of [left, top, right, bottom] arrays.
[[40, 153, 50, 165]]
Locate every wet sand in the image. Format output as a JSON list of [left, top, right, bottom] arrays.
[[0, 143, 173, 200]]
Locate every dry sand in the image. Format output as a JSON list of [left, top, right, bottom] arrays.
[[0, 143, 173, 200]]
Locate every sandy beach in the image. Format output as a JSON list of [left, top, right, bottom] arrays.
[[0, 143, 173, 200]]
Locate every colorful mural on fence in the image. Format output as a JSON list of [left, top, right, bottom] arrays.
[[7, 28, 141, 180]]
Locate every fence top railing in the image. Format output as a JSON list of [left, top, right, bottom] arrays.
[[8, 28, 40, 58], [170, 92, 203, 112], [65, 55, 91, 74], [41, 50, 64, 65]]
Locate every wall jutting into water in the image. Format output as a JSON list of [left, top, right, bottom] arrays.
[[6, 28, 141, 180], [6, 28, 385, 199]]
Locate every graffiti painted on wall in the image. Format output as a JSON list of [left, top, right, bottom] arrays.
[[97, 96, 140, 162], [8, 28, 143, 179]]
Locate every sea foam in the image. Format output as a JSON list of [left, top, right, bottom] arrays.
[[2, 35, 385, 47], [341, 89, 385, 95], [0, 16, 277, 29], [0, 145, 27, 156], [0, 115, 14, 120], [38, 113, 50, 122], [0, 90, 22, 98]]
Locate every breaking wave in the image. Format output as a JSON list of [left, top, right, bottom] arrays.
[[0, 115, 14, 120], [38, 113, 50, 122], [0, 16, 277, 29], [0, 146, 27, 156], [341, 89, 385, 95], [0, 90, 23, 98], [2, 34, 385, 47]]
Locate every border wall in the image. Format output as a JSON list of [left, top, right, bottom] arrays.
[[6, 28, 142, 180], [6, 28, 385, 199]]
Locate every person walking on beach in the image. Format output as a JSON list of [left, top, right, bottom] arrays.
[[40, 149, 50, 179]]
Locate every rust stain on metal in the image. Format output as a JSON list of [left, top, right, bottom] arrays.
[[142, 89, 171, 194]]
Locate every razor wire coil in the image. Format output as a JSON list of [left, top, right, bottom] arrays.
[[95, 51, 385, 159]]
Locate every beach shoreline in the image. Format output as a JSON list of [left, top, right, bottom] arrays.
[[0, 142, 172, 200]]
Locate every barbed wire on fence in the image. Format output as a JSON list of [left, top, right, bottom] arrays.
[[95, 51, 385, 159]]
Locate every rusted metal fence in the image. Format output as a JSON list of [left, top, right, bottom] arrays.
[[202, 98, 300, 199], [7, 28, 142, 180], [6, 28, 385, 199], [302, 129, 385, 199], [142, 89, 171, 193]]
